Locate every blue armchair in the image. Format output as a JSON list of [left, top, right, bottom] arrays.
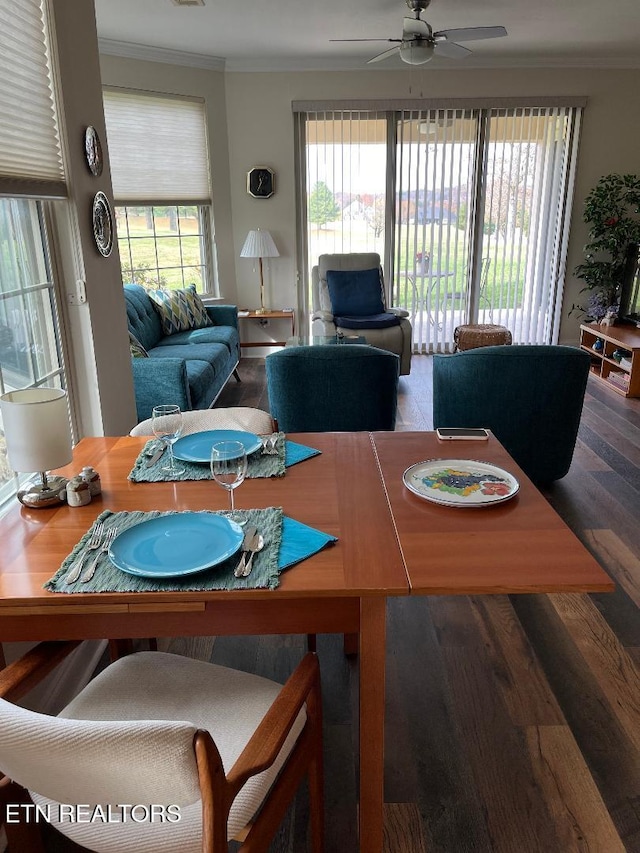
[[266, 345, 399, 432], [432, 345, 591, 483]]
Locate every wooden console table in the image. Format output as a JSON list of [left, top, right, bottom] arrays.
[[579, 322, 640, 397], [238, 309, 295, 348]]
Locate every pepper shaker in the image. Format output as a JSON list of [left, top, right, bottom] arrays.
[[66, 477, 92, 507], [81, 466, 101, 497]]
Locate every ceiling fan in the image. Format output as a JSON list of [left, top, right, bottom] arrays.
[[331, 0, 507, 66]]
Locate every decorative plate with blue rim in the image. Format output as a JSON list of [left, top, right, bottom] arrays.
[[172, 430, 262, 463], [403, 459, 519, 508], [109, 513, 244, 577]]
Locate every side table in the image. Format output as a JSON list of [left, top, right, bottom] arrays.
[[238, 309, 295, 348]]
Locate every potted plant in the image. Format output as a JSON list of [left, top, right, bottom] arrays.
[[573, 173, 640, 322]]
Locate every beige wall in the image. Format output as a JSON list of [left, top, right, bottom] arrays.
[[50, 0, 136, 436], [98, 56, 640, 348]]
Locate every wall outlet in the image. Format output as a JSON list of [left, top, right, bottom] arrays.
[[68, 279, 87, 305]]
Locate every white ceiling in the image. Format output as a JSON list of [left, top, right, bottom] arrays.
[[95, 0, 640, 72]]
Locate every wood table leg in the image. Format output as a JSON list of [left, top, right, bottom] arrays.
[[358, 596, 386, 853]]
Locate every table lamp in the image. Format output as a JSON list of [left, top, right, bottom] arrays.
[[240, 229, 279, 314], [0, 387, 73, 508]]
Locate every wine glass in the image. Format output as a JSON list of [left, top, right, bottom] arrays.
[[151, 404, 184, 476], [210, 440, 247, 514]]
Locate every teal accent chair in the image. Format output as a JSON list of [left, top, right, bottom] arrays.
[[432, 345, 591, 484], [266, 345, 399, 432]]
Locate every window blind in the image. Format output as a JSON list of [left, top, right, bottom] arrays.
[[0, 0, 65, 198], [103, 89, 211, 204]]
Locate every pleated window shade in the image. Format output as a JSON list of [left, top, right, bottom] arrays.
[[103, 90, 211, 205], [0, 0, 65, 198]]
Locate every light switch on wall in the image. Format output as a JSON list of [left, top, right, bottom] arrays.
[[68, 279, 87, 305]]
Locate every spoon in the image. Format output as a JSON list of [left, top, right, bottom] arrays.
[[240, 534, 264, 578]]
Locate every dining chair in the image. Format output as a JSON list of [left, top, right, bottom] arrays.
[[129, 406, 274, 437], [0, 642, 323, 853], [266, 344, 399, 432], [432, 344, 591, 483]]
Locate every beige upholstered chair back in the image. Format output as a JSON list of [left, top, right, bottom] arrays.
[[312, 252, 383, 314], [0, 698, 200, 807], [130, 406, 273, 437]]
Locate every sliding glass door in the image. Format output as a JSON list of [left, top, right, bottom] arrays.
[[295, 101, 582, 350]]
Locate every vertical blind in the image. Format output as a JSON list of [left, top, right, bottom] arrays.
[[103, 89, 211, 204], [295, 100, 582, 350], [0, 0, 65, 197]]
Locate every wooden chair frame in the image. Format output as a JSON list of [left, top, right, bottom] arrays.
[[0, 642, 324, 853]]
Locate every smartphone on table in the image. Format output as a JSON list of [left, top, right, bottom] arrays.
[[436, 427, 490, 440]]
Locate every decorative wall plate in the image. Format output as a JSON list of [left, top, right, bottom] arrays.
[[84, 126, 103, 177], [92, 191, 114, 257]]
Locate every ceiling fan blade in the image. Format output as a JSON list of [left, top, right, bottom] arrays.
[[434, 26, 507, 43], [435, 40, 472, 59], [403, 16, 430, 37], [330, 38, 402, 43], [368, 45, 402, 64]]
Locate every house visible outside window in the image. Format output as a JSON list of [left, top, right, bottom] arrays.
[[0, 0, 69, 510], [103, 89, 216, 294]]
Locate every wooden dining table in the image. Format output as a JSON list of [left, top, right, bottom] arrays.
[[0, 430, 614, 852]]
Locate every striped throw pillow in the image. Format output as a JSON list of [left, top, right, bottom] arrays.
[[147, 284, 213, 336]]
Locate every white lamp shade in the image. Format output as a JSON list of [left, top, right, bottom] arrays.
[[0, 388, 73, 473], [400, 41, 435, 65], [240, 229, 280, 259]]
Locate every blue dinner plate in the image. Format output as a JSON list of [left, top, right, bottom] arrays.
[[109, 513, 244, 578], [172, 430, 262, 463]]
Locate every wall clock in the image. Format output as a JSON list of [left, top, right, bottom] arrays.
[[92, 191, 114, 257], [247, 167, 275, 199]]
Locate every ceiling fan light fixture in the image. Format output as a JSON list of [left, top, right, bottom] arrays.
[[399, 39, 435, 65]]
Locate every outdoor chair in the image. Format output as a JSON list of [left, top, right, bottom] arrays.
[[266, 344, 399, 432], [0, 642, 323, 853], [311, 252, 412, 375], [439, 257, 493, 319], [432, 345, 591, 483]]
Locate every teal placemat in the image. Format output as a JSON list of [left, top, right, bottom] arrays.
[[130, 434, 321, 483], [44, 507, 336, 593]]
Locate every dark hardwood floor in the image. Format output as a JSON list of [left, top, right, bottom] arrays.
[[45, 355, 640, 853]]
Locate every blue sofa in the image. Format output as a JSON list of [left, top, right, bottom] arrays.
[[123, 284, 240, 422]]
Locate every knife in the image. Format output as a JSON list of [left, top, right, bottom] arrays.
[[146, 444, 167, 467], [234, 525, 257, 578]]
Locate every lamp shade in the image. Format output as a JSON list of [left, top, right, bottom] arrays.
[[240, 229, 280, 259], [400, 40, 435, 65], [0, 388, 73, 473]]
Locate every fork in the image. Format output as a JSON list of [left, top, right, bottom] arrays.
[[80, 526, 118, 583], [65, 521, 104, 584]]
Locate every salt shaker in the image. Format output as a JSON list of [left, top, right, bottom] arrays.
[[81, 466, 102, 497], [66, 476, 92, 507]]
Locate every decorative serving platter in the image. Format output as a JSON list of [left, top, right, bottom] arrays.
[[402, 458, 519, 508]]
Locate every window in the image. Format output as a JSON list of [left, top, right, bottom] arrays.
[[103, 89, 216, 293], [0, 199, 67, 507], [116, 205, 212, 290], [294, 100, 583, 351], [0, 0, 69, 511]]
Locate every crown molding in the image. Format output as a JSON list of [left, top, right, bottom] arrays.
[[98, 38, 225, 70], [97, 38, 640, 73]]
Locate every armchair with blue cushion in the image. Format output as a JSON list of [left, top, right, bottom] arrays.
[[311, 253, 412, 375], [432, 345, 591, 484]]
